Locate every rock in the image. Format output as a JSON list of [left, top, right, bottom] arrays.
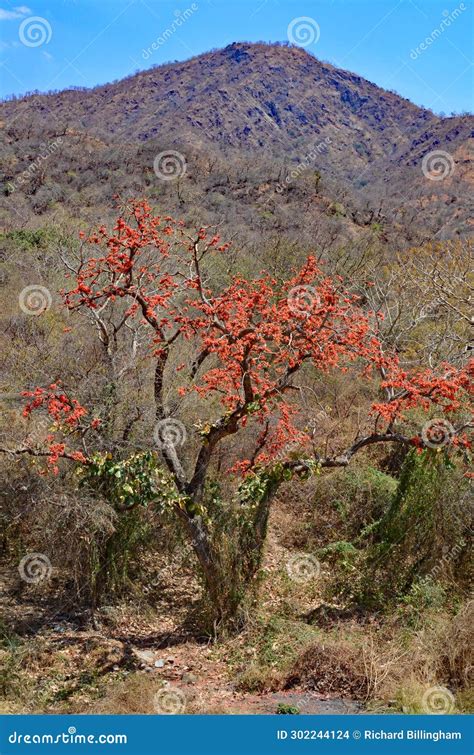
[[132, 648, 156, 665], [154, 659, 165, 668]]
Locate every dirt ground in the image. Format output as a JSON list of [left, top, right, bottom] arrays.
[[0, 564, 363, 715], [0, 497, 366, 716]]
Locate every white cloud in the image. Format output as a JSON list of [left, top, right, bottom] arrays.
[[0, 6, 31, 20]]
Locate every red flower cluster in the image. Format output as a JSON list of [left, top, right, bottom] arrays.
[[21, 201, 473, 473], [22, 384, 87, 426], [21, 383, 96, 473], [373, 362, 473, 423]]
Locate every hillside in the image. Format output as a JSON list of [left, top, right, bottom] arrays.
[[1, 42, 472, 244], [1, 40, 473, 723]]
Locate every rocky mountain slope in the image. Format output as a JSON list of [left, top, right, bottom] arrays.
[[1, 42, 472, 242]]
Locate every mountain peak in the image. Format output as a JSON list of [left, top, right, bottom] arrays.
[[1, 42, 471, 239]]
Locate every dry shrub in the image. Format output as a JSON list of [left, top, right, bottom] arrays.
[[454, 687, 474, 713], [185, 697, 234, 714], [360, 633, 411, 701], [282, 601, 473, 712], [17, 489, 171, 608], [285, 640, 369, 699], [436, 600, 473, 689], [84, 674, 207, 715], [360, 608, 473, 711], [387, 604, 474, 699], [236, 664, 283, 693], [81, 674, 162, 714], [26, 491, 116, 605]]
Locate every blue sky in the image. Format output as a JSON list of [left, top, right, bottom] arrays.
[[0, 0, 472, 113]]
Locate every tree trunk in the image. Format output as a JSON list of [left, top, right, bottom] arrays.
[[180, 484, 277, 634]]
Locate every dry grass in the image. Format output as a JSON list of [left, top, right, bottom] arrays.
[[80, 674, 163, 714], [235, 664, 284, 693], [436, 600, 473, 689], [1, 479, 471, 716], [242, 599, 474, 713]]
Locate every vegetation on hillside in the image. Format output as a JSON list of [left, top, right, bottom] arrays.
[[0, 197, 472, 713], [0, 44, 472, 716]]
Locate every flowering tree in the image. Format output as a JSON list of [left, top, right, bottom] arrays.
[[2, 201, 472, 628]]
